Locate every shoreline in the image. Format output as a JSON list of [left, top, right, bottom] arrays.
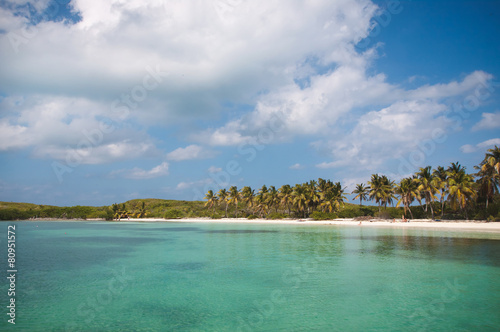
[[20, 217, 500, 233]]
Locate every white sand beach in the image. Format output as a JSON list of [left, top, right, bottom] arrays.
[[121, 217, 500, 233]]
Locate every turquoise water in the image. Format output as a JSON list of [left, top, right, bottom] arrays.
[[1, 221, 499, 331]]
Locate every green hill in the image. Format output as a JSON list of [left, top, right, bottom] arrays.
[[0, 199, 212, 221]]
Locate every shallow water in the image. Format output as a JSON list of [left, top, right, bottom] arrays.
[[1, 221, 499, 331]]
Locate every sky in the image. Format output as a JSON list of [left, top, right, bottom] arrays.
[[0, 0, 499, 206]]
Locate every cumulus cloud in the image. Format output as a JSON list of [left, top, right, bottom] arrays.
[[315, 99, 452, 177], [0, 95, 158, 163], [289, 163, 304, 170], [0, 0, 496, 176], [166, 145, 217, 161], [207, 166, 222, 174], [176, 178, 213, 190], [472, 111, 500, 131], [460, 138, 500, 154], [111, 162, 169, 179]]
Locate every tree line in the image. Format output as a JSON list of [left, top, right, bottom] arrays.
[[204, 146, 500, 220]]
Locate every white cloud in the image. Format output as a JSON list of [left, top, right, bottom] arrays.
[[208, 166, 222, 173], [111, 162, 169, 180], [0, 0, 496, 180], [176, 178, 213, 190], [166, 145, 217, 161], [0, 95, 159, 163], [289, 163, 304, 170], [315, 99, 449, 171], [472, 111, 500, 131], [461, 138, 500, 154], [460, 144, 477, 154]]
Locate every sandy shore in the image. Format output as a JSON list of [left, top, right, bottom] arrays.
[[116, 217, 500, 233]]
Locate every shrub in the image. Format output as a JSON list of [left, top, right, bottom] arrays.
[[266, 212, 287, 220], [247, 214, 259, 219], [311, 211, 338, 220], [374, 210, 392, 219], [164, 209, 183, 219]]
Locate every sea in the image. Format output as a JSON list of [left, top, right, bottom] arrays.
[[1, 221, 499, 331]]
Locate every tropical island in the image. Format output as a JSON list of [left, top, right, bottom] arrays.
[[1, 146, 499, 224]]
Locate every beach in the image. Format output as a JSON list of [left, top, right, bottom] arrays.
[[117, 217, 500, 233]]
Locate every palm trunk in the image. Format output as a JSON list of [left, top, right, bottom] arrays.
[[225, 203, 228, 218], [441, 196, 445, 218]]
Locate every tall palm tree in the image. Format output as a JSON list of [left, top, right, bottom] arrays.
[[306, 180, 320, 214], [481, 145, 500, 175], [292, 184, 308, 218], [368, 174, 384, 212], [321, 182, 346, 213], [396, 178, 418, 219], [228, 186, 240, 218], [279, 184, 293, 216], [352, 183, 370, 206], [477, 146, 500, 210], [217, 188, 229, 218], [432, 166, 448, 218], [267, 186, 280, 213], [447, 170, 477, 219], [240, 186, 255, 215], [254, 193, 268, 218], [475, 166, 498, 210], [415, 166, 438, 219], [381, 176, 396, 209], [368, 174, 394, 212], [204, 190, 218, 215]]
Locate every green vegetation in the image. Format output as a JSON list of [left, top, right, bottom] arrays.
[[1, 147, 499, 222], [204, 146, 500, 221], [0, 199, 210, 221]]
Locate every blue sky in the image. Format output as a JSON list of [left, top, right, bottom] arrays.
[[0, 0, 499, 206]]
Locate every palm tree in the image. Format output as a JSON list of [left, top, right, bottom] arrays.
[[321, 182, 346, 213], [396, 178, 418, 219], [447, 170, 477, 219], [204, 190, 218, 215], [228, 186, 240, 218], [279, 184, 293, 216], [368, 174, 394, 212], [136, 201, 147, 218], [217, 188, 229, 218], [267, 186, 280, 213], [352, 183, 370, 206], [368, 174, 384, 212], [240, 186, 255, 215], [475, 166, 498, 210], [481, 145, 500, 175], [304, 180, 319, 215], [432, 166, 448, 218], [415, 166, 438, 219], [254, 193, 268, 218], [477, 146, 500, 210], [292, 184, 308, 218]]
